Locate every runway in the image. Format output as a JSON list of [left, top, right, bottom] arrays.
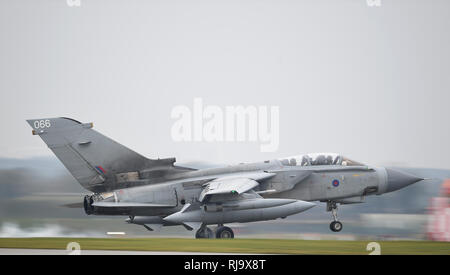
[[0, 248, 244, 255], [1, 238, 448, 255]]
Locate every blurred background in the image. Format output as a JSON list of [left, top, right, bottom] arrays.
[[0, 0, 449, 240], [0, 157, 449, 240]]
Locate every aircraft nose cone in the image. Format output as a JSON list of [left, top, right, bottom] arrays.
[[385, 168, 423, 193]]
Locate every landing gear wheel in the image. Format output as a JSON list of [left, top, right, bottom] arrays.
[[195, 227, 214, 239], [330, 221, 343, 232], [215, 226, 234, 239], [327, 201, 343, 232]]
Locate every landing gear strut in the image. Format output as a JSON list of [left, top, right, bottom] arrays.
[[195, 226, 214, 239], [215, 225, 234, 239], [327, 201, 343, 232]]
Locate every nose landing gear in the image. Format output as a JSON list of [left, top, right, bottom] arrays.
[[330, 221, 343, 232], [327, 201, 343, 232]]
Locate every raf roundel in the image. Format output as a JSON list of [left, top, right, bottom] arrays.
[[332, 179, 340, 187]]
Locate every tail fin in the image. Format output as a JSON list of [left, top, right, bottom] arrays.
[[27, 117, 152, 192]]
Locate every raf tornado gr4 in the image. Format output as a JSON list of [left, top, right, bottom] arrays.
[[27, 117, 424, 238]]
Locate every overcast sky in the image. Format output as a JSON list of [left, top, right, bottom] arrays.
[[0, 0, 449, 169]]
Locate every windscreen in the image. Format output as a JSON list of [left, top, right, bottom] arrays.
[[278, 153, 364, 167]]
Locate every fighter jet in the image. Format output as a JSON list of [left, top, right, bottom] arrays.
[[26, 117, 424, 238]]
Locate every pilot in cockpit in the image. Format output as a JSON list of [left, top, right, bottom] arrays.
[[301, 156, 311, 166], [312, 155, 327, 165], [289, 158, 297, 166], [278, 154, 363, 167]]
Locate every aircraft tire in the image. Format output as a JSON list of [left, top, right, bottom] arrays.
[[330, 221, 343, 232], [215, 226, 234, 239]]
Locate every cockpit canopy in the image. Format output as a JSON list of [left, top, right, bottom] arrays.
[[278, 153, 364, 167]]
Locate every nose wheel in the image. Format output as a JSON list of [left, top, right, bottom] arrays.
[[327, 201, 343, 232], [330, 221, 343, 232]]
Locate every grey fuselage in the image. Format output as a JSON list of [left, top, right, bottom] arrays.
[[89, 159, 387, 217], [26, 117, 423, 230]]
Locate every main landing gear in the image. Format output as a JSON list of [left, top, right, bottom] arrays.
[[327, 201, 343, 232], [195, 226, 214, 238], [195, 224, 235, 239], [215, 225, 234, 239]]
